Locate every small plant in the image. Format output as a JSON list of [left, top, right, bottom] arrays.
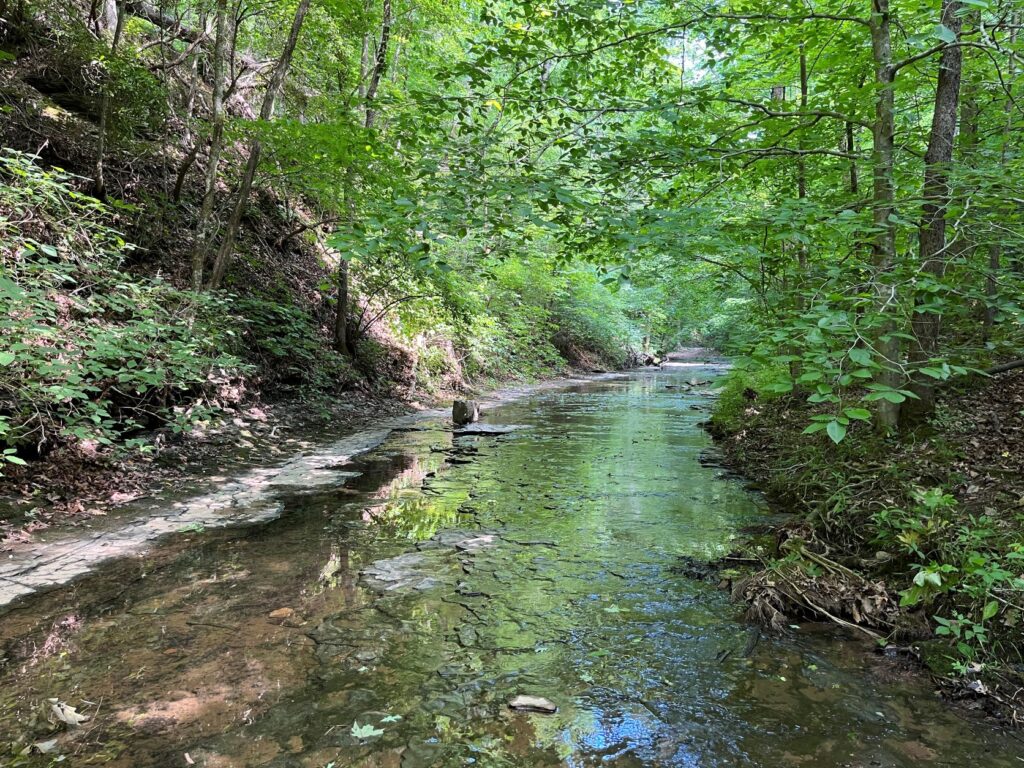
[[0, 151, 244, 459]]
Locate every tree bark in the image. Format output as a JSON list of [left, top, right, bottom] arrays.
[[93, 0, 125, 199], [845, 120, 858, 194], [985, 13, 1017, 330], [796, 44, 808, 272], [363, 0, 392, 129], [868, 0, 901, 430], [332, 255, 350, 353], [189, 0, 228, 292], [207, 0, 311, 289], [905, 0, 963, 421], [332, 0, 394, 353]]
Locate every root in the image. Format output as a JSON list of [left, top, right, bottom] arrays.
[[735, 540, 897, 639]]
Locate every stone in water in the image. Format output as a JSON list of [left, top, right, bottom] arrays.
[[453, 400, 480, 426], [508, 695, 558, 714]]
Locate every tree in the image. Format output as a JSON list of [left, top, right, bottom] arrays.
[[207, 0, 312, 290]]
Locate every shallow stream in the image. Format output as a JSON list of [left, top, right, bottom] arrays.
[[2, 364, 1021, 766]]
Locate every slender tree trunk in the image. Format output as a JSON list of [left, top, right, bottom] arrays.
[[93, 0, 125, 199], [363, 0, 392, 129], [905, 0, 963, 421], [333, 0, 393, 353], [845, 120, 858, 195], [986, 14, 1017, 329], [207, 0, 311, 289], [868, 0, 901, 430], [359, 31, 371, 98], [189, 0, 228, 292], [796, 44, 808, 273], [333, 186, 352, 355]]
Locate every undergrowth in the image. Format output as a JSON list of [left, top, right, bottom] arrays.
[[0, 150, 244, 465], [711, 365, 1024, 714], [0, 150, 645, 476]]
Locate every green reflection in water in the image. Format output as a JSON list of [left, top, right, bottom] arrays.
[[1, 368, 1021, 768]]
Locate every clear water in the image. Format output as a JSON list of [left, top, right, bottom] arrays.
[[2, 365, 1021, 767]]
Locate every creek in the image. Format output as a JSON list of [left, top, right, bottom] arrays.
[[1, 363, 1021, 767]]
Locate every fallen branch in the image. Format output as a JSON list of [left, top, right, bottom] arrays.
[[985, 359, 1024, 375]]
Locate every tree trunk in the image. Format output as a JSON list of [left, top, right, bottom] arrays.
[[905, 0, 963, 421], [93, 0, 125, 199], [868, 0, 901, 430], [333, 257, 350, 353], [796, 44, 808, 273], [845, 120, 858, 194], [331, 0, 394, 353], [986, 14, 1017, 330], [363, 0, 392, 130], [207, 0, 311, 289], [189, 0, 228, 292]]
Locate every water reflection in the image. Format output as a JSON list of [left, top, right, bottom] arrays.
[[1, 368, 1021, 767]]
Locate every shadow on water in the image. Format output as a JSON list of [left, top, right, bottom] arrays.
[[2, 367, 1022, 767]]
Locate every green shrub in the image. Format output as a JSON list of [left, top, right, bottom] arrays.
[[711, 363, 788, 432], [0, 150, 242, 462], [232, 296, 356, 392]]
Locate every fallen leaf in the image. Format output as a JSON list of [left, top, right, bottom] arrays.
[[351, 721, 385, 739], [33, 739, 59, 754], [48, 699, 89, 727]]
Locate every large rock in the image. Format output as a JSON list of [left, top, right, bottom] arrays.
[[452, 400, 480, 426]]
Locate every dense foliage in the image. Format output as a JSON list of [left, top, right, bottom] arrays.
[[0, 152, 242, 463]]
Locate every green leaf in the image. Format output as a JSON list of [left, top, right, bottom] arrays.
[[826, 420, 847, 444], [848, 348, 872, 366], [982, 600, 999, 621], [843, 407, 871, 421], [933, 24, 957, 43], [864, 391, 906, 404], [0, 352, 15, 366]]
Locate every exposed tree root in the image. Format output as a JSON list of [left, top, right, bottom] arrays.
[[733, 539, 898, 639]]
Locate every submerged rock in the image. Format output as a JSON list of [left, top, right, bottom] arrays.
[[508, 695, 558, 714], [453, 424, 524, 436], [361, 552, 438, 592]]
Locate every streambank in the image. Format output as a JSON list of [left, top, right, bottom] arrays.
[[0, 369, 637, 613], [707, 369, 1024, 725]]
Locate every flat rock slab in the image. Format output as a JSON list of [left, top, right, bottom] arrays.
[[0, 373, 609, 613], [453, 424, 527, 436], [0, 414, 436, 612]]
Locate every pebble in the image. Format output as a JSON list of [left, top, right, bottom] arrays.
[[508, 695, 558, 714]]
